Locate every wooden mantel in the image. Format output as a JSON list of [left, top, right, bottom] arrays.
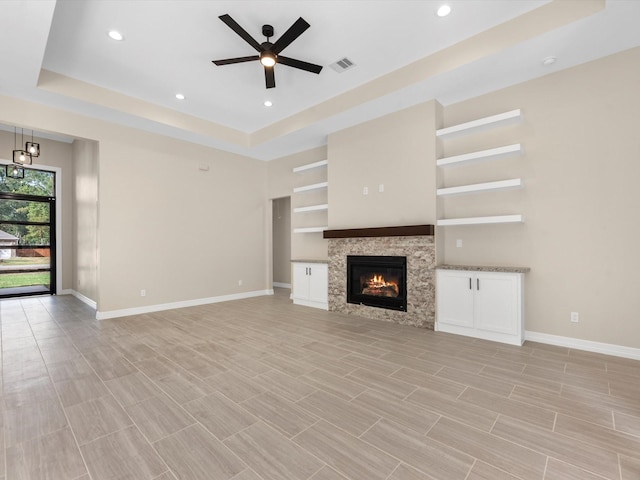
[[323, 224, 435, 239]]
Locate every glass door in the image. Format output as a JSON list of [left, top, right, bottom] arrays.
[[0, 167, 56, 298]]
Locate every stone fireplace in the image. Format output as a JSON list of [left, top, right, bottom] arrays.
[[324, 225, 436, 329]]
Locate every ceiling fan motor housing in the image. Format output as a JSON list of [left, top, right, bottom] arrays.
[[262, 24, 274, 38]]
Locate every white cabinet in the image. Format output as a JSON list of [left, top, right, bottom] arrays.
[[436, 269, 524, 345], [292, 262, 328, 310]]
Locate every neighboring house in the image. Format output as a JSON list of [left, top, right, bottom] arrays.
[[0, 229, 18, 260]]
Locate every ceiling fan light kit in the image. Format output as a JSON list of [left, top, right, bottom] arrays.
[[212, 14, 323, 89]]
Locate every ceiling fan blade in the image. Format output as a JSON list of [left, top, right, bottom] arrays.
[[278, 56, 323, 74], [212, 55, 259, 66], [271, 17, 310, 54], [264, 66, 275, 89], [219, 14, 262, 52]]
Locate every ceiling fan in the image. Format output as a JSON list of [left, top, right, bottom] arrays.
[[212, 14, 323, 89]]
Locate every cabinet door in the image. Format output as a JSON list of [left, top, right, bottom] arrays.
[[437, 270, 474, 327], [308, 264, 328, 304], [292, 263, 311, 300], [474, 272, 520, 335]]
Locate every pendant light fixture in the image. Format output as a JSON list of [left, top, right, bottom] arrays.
[[12, 127, 32, 166], [5, 163, 25, 179], [25, 130, 40, 157]]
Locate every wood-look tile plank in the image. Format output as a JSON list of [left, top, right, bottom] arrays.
[[465, 461, 520, 480], [292, 420, 399, 480], [387, 463, 433, 480], [155, 424, 245, 480], [6, 427, 87, 480], [206, 370, 266, 402], [4, 400, 68, 447], [561, 384, 640, 419], [346, 368, 416, 398], [261, 354, 316, 377], [299, 353, 360, 377], [406, 388, 498, 432], [296, 390, 379, 436], [459, 387, 556, 429], [125, 395, 195, 443], [47, 356, 95, 383], [351, 389, 440, 434], [390, 367, 466, 397], [65, 394, 133, 445], [300, 369, 368, 401], [310, 466, 349, 480], [134, 356, 181, 380], [241, 391, 318, 438], [513, 384, 615, 426], [105, 372, 163, 407], [554, 413, 640, 460], [224, 421, 323, 480], [522, 364, 610, 394], [614, 411, 640, 437], [480, 365, 562, 393], [361, 419, 474, 480], [340, 353, 400, 376], [427, 417, 546, 480], [55, 373, 110, 407], [544, 457, 610, 480], [153, 371, 212, 404], [491, 415, 620, 479], [253, 369, 317, 402], [436, 366, 515, 397], [620, 454, 640, 480], [184, 391, 258, 440], [81, 425, 167, 480]]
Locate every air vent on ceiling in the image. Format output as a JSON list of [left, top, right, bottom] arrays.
[[329, 57, 356, 73]]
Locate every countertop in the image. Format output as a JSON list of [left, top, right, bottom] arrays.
[[436, 264, 530, 273], [291, 259, 329, 264]]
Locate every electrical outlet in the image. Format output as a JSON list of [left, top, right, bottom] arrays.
[[238, 280, 243, 286], [363, 186, 369, 195], [456, 239, 463, 248], [570, 312, 579, 323], [378, 184, 384, 193], [140, 289, 146, 297]]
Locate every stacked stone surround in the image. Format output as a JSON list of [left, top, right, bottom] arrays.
[[327, 235, 435, 329]]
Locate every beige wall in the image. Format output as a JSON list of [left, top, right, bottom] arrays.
[[0, 130, 74, 291], [328, 101, 438, 229], [272, 196, 291, 285], [0, 95, 268, 315], [438, 47, 640, 348], [267, 146, 328, 261], [72, 139, 99, 302]]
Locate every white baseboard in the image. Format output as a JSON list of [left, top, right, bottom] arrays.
[[525, 331, 640, 361], [273, 282, 291, 289], [95, 289, 273, 320], [63, 289, 97, 309]]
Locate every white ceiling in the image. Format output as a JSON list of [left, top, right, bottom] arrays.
[[1, 0, 639, 160]]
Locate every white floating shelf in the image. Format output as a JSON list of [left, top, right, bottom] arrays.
[[437, 179, 523, 197], [292, 159, 328, 173], [293, 204, 329, 213], [293, 181, 328, 193], [437, 215, 524, 226], [293, 226, 328, 233], [437, 144, 521, 168], [437, 109, 522, 138]]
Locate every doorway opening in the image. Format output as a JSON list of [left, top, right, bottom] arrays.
[[272, 196, 291, 290], [0, 166, 56, 298]]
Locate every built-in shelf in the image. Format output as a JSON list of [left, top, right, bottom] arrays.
[[436, 109, 522, 138], [437, 144, 521, 167], [293, 204, 329, 213], [293, 226, 328, 233], [437, 179, 523, 197], [437, 215, 524, 226], [292, 159, 328, 173], [293, 181, 328, 193]]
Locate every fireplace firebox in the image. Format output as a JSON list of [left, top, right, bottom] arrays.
[[347, 255, 407, 311]]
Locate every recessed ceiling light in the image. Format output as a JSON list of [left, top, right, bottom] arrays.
[[264, 100, 273, 107], [542, 56, 557, 66], [108, 30, 124, 41], [175, 93, 185, 100], [437, 4, 452, 17]]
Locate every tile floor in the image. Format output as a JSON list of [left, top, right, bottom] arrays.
[[0, 289, 639, 480]]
